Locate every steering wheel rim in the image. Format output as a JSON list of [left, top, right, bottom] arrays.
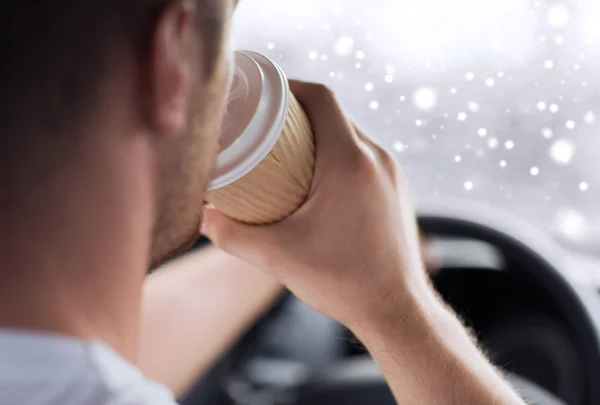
[[417, 207, 600, 404]]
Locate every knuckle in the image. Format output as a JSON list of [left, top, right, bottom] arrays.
[[365, 141, 404, 181], [350, 142, 409, 186], [292, 81, 339, 114], [309, 82, 336, 100], [392, 163, 409, 186], [379, 148, 397, 173], [349, 144, 379, 179]]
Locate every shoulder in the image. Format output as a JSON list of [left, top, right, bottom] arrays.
[[105, 379, 179, 405], [0, 332, 180, 405], [85, 341, 179, 405]]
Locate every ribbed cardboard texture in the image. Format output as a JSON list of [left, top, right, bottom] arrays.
[[206, 94, 314, 224]]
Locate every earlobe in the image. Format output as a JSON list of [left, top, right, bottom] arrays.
[[149, 0, 198, 138]]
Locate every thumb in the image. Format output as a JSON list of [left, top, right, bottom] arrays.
[[201, 206, 278, 266]]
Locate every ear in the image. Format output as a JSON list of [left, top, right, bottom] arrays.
[[149, 0, 199, 138]]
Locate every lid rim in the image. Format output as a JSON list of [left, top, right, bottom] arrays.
[[209, 51, 290, 191]]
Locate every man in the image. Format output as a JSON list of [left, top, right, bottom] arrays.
[[0, 0, 526, 404]]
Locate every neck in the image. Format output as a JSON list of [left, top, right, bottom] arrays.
[[0, 131, 154, 362]]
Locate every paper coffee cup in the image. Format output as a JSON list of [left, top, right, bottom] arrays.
[[206, 51, 315, 224]]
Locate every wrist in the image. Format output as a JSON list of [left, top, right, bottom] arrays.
[[347, 278, 526, 405], [347, 273, 450, 345]]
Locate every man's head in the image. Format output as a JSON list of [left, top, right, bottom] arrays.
[[0, 0, 237, 269]]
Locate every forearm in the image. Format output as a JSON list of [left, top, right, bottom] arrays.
[[138, 246, 284, 397], [353, 277, 526, 405]]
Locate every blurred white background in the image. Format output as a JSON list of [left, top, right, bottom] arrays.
[[232, 0, 600, 252]]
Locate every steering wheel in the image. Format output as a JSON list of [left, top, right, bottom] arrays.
[[183, 203, 600, 405], [192, 292, 567, 405]]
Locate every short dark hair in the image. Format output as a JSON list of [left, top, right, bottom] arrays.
[[0, 1, 224, 207]]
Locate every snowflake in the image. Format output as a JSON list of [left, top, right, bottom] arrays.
[[393, 141, 407, 153], [550, 139, 574, 164], [555, 209, 590, 241], [413, 87, 437, 110], [333, 36, 355, 55], [542, 128, 554, 139], [467, 101, 480, 112]]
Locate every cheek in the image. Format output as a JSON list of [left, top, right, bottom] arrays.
[[194, 48, 234, 160]]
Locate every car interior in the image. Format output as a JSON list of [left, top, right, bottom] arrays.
[[178, 201, 600, 405]]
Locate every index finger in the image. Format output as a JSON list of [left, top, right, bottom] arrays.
[[289, 80, 361, 153]]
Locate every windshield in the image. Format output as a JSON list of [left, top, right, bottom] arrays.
[[232, 0, 600, 251]]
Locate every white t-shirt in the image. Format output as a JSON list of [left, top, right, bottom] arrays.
[[0, 330, 178, 405]]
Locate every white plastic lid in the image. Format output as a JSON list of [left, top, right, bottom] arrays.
[[209, 51, 290, 191]]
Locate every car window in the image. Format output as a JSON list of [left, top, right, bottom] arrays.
[[232, 0, 600, 251]]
